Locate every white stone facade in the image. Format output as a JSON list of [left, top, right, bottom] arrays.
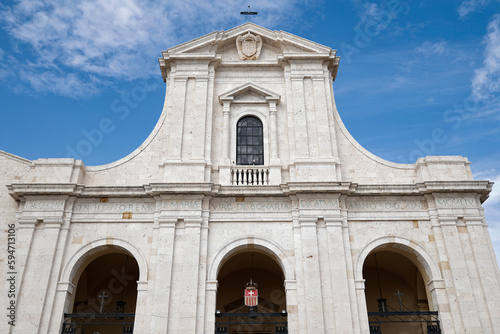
[[1, 23, 499, 333]]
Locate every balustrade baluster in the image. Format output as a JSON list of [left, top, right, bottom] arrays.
[[229, 168, 270, 185]]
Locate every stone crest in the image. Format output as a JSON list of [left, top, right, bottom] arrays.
[[236, 32, 262, 60]]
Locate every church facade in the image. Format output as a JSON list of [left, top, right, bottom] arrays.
[[1, 23, 500, 334]]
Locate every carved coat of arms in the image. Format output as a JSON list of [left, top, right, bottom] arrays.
[[236, 32, 262, 60]]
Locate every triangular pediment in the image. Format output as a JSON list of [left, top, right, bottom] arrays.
[[159, 23, 340, 81], [166, 22, 334, 55], [219, 82, 280, 105]]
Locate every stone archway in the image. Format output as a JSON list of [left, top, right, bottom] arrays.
[[216, 250, 287, 334], [207, 237, 296, 334], [358, 239, 442, 334], [60, 245, 140, 334]]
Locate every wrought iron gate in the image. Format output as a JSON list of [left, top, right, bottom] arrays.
[[368, 310, 441, 334], [61, 312, 135, 333], [215, 311, 287, 333]]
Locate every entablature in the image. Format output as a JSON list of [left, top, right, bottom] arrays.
[[7, 181, 493, 201]]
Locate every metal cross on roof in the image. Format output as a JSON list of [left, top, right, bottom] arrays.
[[241, 5, 258, 20]]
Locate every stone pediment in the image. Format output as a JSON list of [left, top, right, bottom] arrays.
[[159, 22, 340, 81], [219, 82, 280, 105]]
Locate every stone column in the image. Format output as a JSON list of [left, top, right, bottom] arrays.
[[316, 220, 335, 333], [463, 216, 500, 330], [269, 101, 280, 164], [204, 280, 218, 334], [427, 279, 453, 334], [191, 77, 209, 160], [340, 217, 360, 334], [438, 217, 482, 332], [428, 210, 462, 333], [170, 217, 203, 333], [196, 202, 210, 333], [221, 100, 232, 165], [284, 279, 299, 332], [48, 281, 75, 333], [325, 217, 354, 332], [16, 217, 64, 333], [290, 77, 309, 158], [292, 215, 308, 333], [133, 281, 149, 333], [41, 212, 74, 333], [354, 279, 369, 333], [298, 217, 325, 332], [9, 217, 36, 334], [149, 218, 176, 333], [312, 77, 333, 158]]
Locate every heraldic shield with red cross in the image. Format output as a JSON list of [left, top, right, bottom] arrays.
[[244, 280, 258, 307]]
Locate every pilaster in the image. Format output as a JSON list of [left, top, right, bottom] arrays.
[[297, 217, 326, 332], [325, 217, 354, 332], [15, 195, 68, 333], [149, 217, 176, 333]]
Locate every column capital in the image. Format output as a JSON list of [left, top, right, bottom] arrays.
[[137, 281, 149, 291], [427, 279, 445, 292], [298, 217, 317, 227], [354, 279, 366, 290], [222, 99, 232, 112], [206, 280, 219, 291], [57, 281, 75, 294], [284, 279, 297, 291]]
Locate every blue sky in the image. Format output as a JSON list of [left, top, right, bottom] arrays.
[[1, 0, 500, 264]]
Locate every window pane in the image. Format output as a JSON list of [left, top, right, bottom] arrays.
[[236, 116, 264, 166]]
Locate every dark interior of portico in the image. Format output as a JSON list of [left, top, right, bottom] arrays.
[[363, 250, 441, 334], [216, 250, 287, 334], [62, 251, 139, 334]]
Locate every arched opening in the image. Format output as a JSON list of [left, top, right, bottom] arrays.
[[363, 249, 441, 334], [236, 116, 264, 165], [61, 247, 139, 334], [215, 250, 288, 333]]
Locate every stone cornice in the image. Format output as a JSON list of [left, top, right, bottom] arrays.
[[80, 186, 148, 197], [282, 182, 353, 194], [6, 181, 493, 201], [159, 53, 221, 82], [7, 183, 83, 200], [216, 185, 285, 196], [145, 183, 215, 195], [417, 181, 493, 202]]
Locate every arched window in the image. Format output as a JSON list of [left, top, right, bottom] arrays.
[[237, 116, 264, 165]]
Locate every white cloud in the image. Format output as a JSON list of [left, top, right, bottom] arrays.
[[471, 14, 500, 102], [355, 2, 397, 31], [0, 0, 309, 97], [415, 41, 448, 57], [458, 0, 493, 18]]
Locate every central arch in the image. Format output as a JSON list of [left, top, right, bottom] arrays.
[[208, 237, 296, 334], [208, 236, 295, 282]]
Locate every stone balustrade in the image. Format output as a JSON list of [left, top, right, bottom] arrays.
[[231, 167, 270, 185]]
